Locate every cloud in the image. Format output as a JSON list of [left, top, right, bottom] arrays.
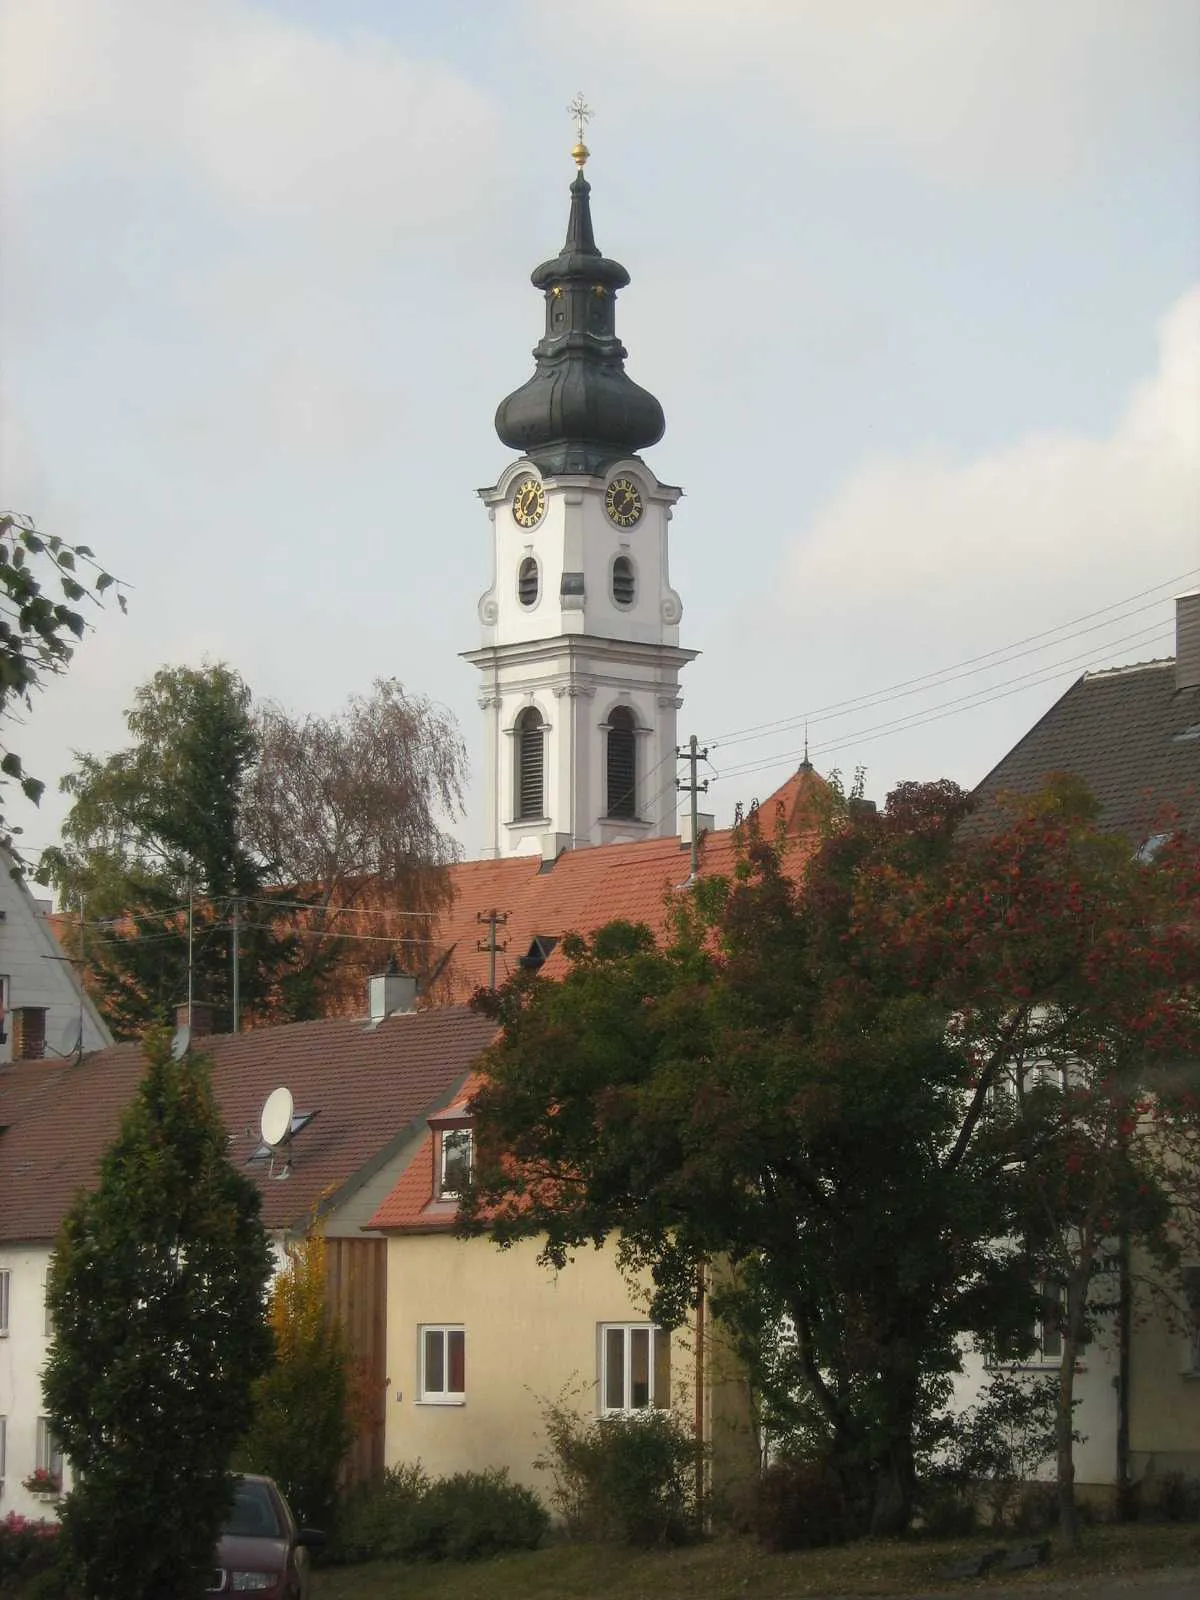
[[785, 285, 1200, 672], [525, 0, 1199, 189], [0, 0, 505, 261]]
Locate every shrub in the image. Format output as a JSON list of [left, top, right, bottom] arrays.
[[537, 1400, 701, 1547], [751, 1459, 858, 1552], [1155, 1471, 1200, 1524], [0, 1513, 61, 1593], [917, 1371, 1063, 1532], [328, 1462, 547, 1564], [1012, 1481, 1059, 1535], [411, 1471, 548, 1561], [329, 1462, 430, 1564]]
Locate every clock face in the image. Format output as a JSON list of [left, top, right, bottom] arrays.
[[512, 476, 546, 529], [605, 477, 643, 529]]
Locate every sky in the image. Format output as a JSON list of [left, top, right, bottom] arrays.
[[2, 0, 1198, 879]]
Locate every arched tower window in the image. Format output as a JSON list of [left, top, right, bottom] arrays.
[[611, 555, 635, 607], [606, 707, 637, 819], [515, 708, 545, 820], [518, 557, 539, 607]]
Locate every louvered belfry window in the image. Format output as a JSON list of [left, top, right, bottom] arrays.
[[606, 707, 637, 818], [518, 557, 539, 607], [612, 555, 635, 606], [516, 708, 545, 820]]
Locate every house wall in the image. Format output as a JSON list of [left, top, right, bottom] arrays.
[[1128, 1271, 1200, 1481], [0, 1243, 70, 1519], [383, 1231, 756, 1504], [0, 862, 110, 1063]]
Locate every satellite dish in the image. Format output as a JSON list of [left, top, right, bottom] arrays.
[[260, 1086, 294, 1149], [170, 1025, 191, 1061]]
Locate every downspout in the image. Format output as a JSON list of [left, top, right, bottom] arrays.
[[1117, 1225, 1132, 1515], [694, 1265, 706, 1513]]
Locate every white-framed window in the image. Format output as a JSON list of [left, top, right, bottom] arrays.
[[419, 1325, 465, 1404], [438, 1128, 473, 1201], [0, 1268, 9, 1335], [36, 1418, 63, 1483], [1031, 1283, 1064, 1364], [600, 1323, 671, 1413]]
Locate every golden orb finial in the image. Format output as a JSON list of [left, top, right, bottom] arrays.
[[567, 93, 593, 169]]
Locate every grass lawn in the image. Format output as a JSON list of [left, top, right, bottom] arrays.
[[312, 1521, 1200, 1600]]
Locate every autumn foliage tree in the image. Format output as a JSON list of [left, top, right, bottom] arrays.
[[45, 671, 467, 1035], [235, 1225, 356, 1532], [463, 777, 1200, 1539]]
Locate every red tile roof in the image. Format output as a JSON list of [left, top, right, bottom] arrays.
[[373, 765, 827, 1230], [427, 767, 825, 1002], [0, 1007, 497, 1243]]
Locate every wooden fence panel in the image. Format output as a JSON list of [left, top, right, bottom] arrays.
[[324, 1237, 388, 1485]]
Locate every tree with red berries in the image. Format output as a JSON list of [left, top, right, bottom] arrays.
[[463, 776, 1200, 1539]]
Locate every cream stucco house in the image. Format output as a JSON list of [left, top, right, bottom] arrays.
[[370, 1076, 760, 1509], [0, 980, 496, 1518]]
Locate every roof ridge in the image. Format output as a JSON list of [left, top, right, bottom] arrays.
[[1082, 657, 1174, 680]]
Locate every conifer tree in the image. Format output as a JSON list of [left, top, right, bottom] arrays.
[[43, 1032, 273, 1600]]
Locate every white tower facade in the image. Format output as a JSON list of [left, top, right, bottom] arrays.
[[466, 457, 695, 859], [465, 152, 696, 860]]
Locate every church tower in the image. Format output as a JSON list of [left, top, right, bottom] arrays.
[[465, 132, 696, 860]]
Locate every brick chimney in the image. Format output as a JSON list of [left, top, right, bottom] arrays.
[[174, 1002, 215, 1038], [11, 1007, 48, 1060], [1177, 593, 1200, 693]]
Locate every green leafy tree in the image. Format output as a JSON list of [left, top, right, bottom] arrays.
[[0, 511, 125, 862], [45, 669, 467, 1034], [235, 1224, 355, 1531], [463, 779, 1200, 1538], [43, 663, 299, 1036], [43, 1031, 273, 1600]]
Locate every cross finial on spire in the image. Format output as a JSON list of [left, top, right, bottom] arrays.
[[567, 93, 593, 168]]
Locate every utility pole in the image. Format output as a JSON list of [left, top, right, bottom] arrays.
[[676, 734, 710, 877], [476, 909, 509, 992], [77, 892, 86, 1055], [186, 878, 194, 1030], [230, 898, 241, 1034]]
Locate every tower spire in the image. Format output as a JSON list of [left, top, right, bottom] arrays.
[[494, 113, 665, 477]]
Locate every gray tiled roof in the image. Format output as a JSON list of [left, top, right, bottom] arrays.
[[0, 1006, 497, 1243], [971, 659, 1200, 842]]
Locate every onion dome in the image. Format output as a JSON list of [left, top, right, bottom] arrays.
[[495, 162, 665, 476]]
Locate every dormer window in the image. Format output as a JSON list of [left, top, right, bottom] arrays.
[[439, 1127, 473, 1200]]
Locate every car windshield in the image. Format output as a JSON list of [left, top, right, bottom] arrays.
[[222, 1480, 282, 1538]]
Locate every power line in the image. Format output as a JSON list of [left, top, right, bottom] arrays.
[[713, 625, 1173, 786], [702, 567, 1196, 752]]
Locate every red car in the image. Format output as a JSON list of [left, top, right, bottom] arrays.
[[206, 1474, 324, 1597]]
